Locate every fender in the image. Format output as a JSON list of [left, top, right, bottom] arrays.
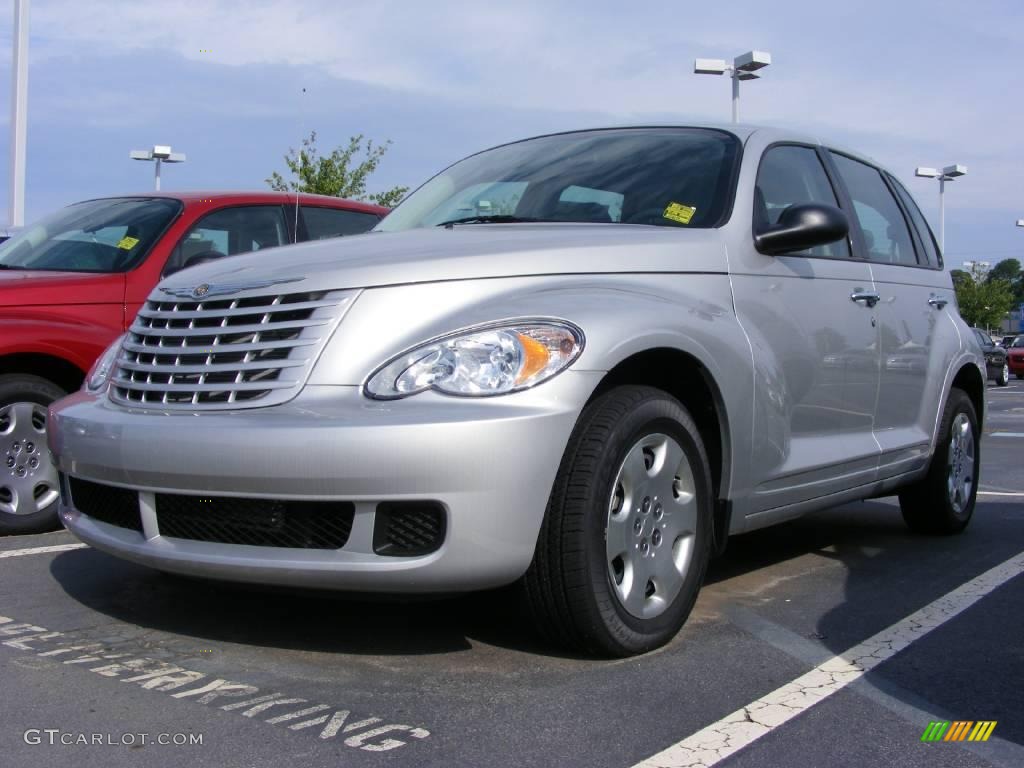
[[0, 315, 121, 375]]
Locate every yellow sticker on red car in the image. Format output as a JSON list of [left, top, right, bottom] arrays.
[[116, 236, 140, 250], [663, 202, 696, 225]]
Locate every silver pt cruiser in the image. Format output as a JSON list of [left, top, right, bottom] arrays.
[[49, 126, 986, 656]]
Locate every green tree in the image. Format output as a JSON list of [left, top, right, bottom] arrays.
[[266, 131, 408, 207], [987, 258, 1021, 284], [953, 262, 1015, 329]]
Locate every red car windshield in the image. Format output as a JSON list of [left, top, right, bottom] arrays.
[[0, 197, 181, 273]]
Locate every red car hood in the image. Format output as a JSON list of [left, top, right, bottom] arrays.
[[0, 270, 125, 307]]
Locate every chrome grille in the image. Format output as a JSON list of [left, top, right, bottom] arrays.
[[111, 288, 355, 410]]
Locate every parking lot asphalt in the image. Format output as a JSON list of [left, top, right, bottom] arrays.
[[2, 380, 1022, 768]]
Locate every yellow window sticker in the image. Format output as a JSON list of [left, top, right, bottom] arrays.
[[663, 202, 696, 225], [117, 236, 140, 250]]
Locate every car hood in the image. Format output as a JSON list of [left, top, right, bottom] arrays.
[[157, 224, 729, 295], [0, 270, 125, 307]]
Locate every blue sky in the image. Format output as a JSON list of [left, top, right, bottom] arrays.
[[0, 0, 1021, 268]]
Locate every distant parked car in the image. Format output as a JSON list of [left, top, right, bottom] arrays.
[[0, 192, 386, 534], [1007, 336, 1024, 379], [998, 335, 1017, 348], [972, 328, 1009, 386]]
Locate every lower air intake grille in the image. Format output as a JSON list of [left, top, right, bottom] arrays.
[[155, 494, 354, 550], [373, 502, 446, 557], [69, 477, 143, 532]]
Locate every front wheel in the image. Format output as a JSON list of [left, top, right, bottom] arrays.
[[996, 363, 1009, 386], [898, 388, 978, 535], [0, 375, 67, 535], [523, 386, 713, 657]]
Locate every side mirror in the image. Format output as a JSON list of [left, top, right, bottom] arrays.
[[755, 203, 849, 256]]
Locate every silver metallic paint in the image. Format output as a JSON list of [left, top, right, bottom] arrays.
[[49, 125, 985, 592]]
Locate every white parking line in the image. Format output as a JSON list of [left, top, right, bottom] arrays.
[[979, 491, 1024, 497], [633, 551, 1024, 768], [990, 432, 1024, 438], [0, 543, 87, 559]]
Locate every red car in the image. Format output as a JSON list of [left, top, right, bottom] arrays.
[[0, 192, 386, 534], [1007, 336, 1024, 379]]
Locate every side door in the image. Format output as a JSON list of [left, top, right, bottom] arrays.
[[827, 152, 961, 480], [299, 206, 382, 241], [161, 205, 290, 277], [731, 143, 881, 516]]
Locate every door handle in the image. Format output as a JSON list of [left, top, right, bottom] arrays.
[[928, 294, 949, 309], [850, 289, 880, 308]]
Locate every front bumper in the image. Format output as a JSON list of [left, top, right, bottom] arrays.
[[49, 374, 600, 592]]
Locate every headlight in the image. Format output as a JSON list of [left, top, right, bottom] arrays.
[[365, 321, 584, 399], [85, 334, 127, 392]]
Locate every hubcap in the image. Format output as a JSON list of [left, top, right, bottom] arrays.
[[946, 412, 975, 515], [0, 402, 59, 517], [1003, 364, 1009, 381], [606, 433, 697, 620]]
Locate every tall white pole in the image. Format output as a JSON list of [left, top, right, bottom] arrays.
[[938, 177, 946, 253], [731, 74, 739, 123], [8, 0, 30, 227], [154, 158, 161, 191]]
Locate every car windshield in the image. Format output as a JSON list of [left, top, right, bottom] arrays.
[[376, 128, 740, 232], [0, 197, 182, 273]]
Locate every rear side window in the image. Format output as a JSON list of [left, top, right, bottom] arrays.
[[887, 176, 942, 268], [301, 206, 381, 240], [829, 153, 918, 266], [166, 205, 288, 275], [754, 145, 850, 258]]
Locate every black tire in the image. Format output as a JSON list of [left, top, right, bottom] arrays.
[[898, 388, 978, 535], [995, 363, 1009, 387], [523, 385, 713, 657], [0, 374, 67, 535]]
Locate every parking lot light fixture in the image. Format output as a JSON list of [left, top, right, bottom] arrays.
[[693, 50, 771, 123], [1016, 219, 1024, 227], [130, 145, 186, 191], [915, 164, 966, 252]]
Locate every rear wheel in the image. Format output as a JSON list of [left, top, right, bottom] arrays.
[[523, 385, 713, 657], [898, 388, 978, 535], [995, 363, 1009, 386], [0, 375, 66, 535]]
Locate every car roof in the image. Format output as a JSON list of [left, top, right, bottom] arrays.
[[490, 123, 888, 173], [76, 191, 388, 215]]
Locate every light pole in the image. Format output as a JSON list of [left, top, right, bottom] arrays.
[[8, 0, 30, 227], [130, 145, 186, 191], [694, 50, 771, 123], [914, 164, 966, 252]]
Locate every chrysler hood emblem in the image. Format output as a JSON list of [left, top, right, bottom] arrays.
[[160, 277, 305, 300]]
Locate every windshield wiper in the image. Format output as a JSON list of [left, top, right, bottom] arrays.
[[436, 215, 541, 227]]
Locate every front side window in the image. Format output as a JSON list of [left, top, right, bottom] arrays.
[[166, 205, 288, 275], [301, 206, 381, 240], [754, 145, 850, 258], [0, 198, 181, 273], [830, 153, 918, 266], [376, 128, 741, 232]]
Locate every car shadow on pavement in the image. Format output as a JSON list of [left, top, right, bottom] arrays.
[[47, 547, 579, 659]]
